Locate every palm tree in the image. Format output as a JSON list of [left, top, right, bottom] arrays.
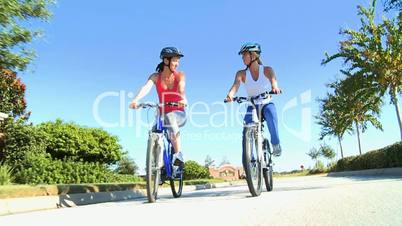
[[322, 0, 402, 141], [307, 147, 322, 169], [316, 93, 352, 158], [319, 144, 336, 167], [330, 72, 383, 155]]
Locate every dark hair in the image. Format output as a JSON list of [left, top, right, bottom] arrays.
[[155, 61, 164, 72]]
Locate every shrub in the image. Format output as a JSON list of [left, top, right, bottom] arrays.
[[1, 118, 130, 184], [309, 160, 326, 174], [315, 160, 325, 172], [0, 163, 13, 185], [13, 151, 129, 184], [114, 154, 138, 175], [331, 142, 402, 172], [183, 160, 211, 180], [1, 118, 46, 166], [37, 119, 123, 164]]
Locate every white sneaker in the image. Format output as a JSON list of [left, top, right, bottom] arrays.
[[172, 152, 184, 166], [272, 144, 282, 157], [172, 165, 183, 178]]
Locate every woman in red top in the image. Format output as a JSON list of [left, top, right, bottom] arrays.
[[129, 47, 187, 165]]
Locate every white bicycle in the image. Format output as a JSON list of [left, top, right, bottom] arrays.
[[225, 91, 277, 196]]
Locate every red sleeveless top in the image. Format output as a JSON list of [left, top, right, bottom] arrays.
[[155, 72, 184, 114]]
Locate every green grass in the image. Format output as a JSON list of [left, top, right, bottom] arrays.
[[0, 183, 146, 199], [273, 170, 310, 178]]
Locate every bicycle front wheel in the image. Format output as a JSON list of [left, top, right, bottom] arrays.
[[170, 165, 184, 198], [146, 133, 161, 203], [242, 127, 262, 197]]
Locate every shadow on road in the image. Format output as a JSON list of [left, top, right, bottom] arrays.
[[273, 186, 329, 192], [182, 186, 249, 199], [147, 185, 254, 202], [121, 176, 402, 204], [328, 175, 402, 181]]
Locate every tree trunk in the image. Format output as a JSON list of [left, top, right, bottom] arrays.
[[338, 136, 344, 159], [0, 133, 4, 160], [0, 121, 5, 159], [355, 121, 362, 155], [391, 86, 402, 141]]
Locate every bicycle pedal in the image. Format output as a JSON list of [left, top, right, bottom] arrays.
[[173, 159, 184, 166]]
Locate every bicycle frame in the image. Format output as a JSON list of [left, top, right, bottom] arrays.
[[246, 105, 264, 168], [152, 113, 174, 179], [140, 102, 186, 202]]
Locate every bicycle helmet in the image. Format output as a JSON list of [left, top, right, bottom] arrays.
[[238, 42, 261, 55], [160, 47, 184, 59]]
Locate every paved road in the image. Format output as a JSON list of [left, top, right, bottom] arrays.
[[1, 175, 401, 226]]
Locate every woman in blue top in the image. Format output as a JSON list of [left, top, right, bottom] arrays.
[[224, 42, 282, 156]]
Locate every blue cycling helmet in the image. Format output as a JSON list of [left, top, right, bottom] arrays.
[[238, 42, 261, 55], [160, 47, 184, 59]]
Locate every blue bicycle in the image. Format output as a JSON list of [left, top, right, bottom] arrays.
[[137, 102, 184, 203]]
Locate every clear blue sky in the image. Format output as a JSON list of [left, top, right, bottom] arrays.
[[21, 0, 400, 172]]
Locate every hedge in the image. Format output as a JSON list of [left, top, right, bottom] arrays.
[[13, 151, 141, 185], [331, 142, 402, 172], [37, 119, 122, 164], [183, 160, 211, 180]]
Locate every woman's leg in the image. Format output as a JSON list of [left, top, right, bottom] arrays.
[[262, 103, 280, 146], [164, 111, 186, 164], [165, 111, 186, 152], [243, 106, 254, 132]]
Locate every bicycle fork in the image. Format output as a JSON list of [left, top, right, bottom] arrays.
[[255, 123, 264, 167], [251, 107, 264, 167]]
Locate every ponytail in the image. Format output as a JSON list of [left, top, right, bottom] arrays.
[[251, 52, 263, 65], [156, 57, 172, 72], [155, 62, 164, 72]]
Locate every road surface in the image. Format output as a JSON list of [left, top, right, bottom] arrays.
[[1, 175, 401, 226]]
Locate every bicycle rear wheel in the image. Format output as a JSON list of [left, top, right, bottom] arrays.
[[263, 165, 273, 192], [146, 134, 161, 203], [170, 165, 184, 198], [242, 127, 262, 197]]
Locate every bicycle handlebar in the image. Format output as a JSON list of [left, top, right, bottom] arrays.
[[224, 90, 282, 103], [137, 102, 187, 109]]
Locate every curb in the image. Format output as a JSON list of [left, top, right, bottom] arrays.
[[190, 181, 246, 190], [327, 167, 402, 177], [0, 190, 146, 216], [0, 181, 245, 216]]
